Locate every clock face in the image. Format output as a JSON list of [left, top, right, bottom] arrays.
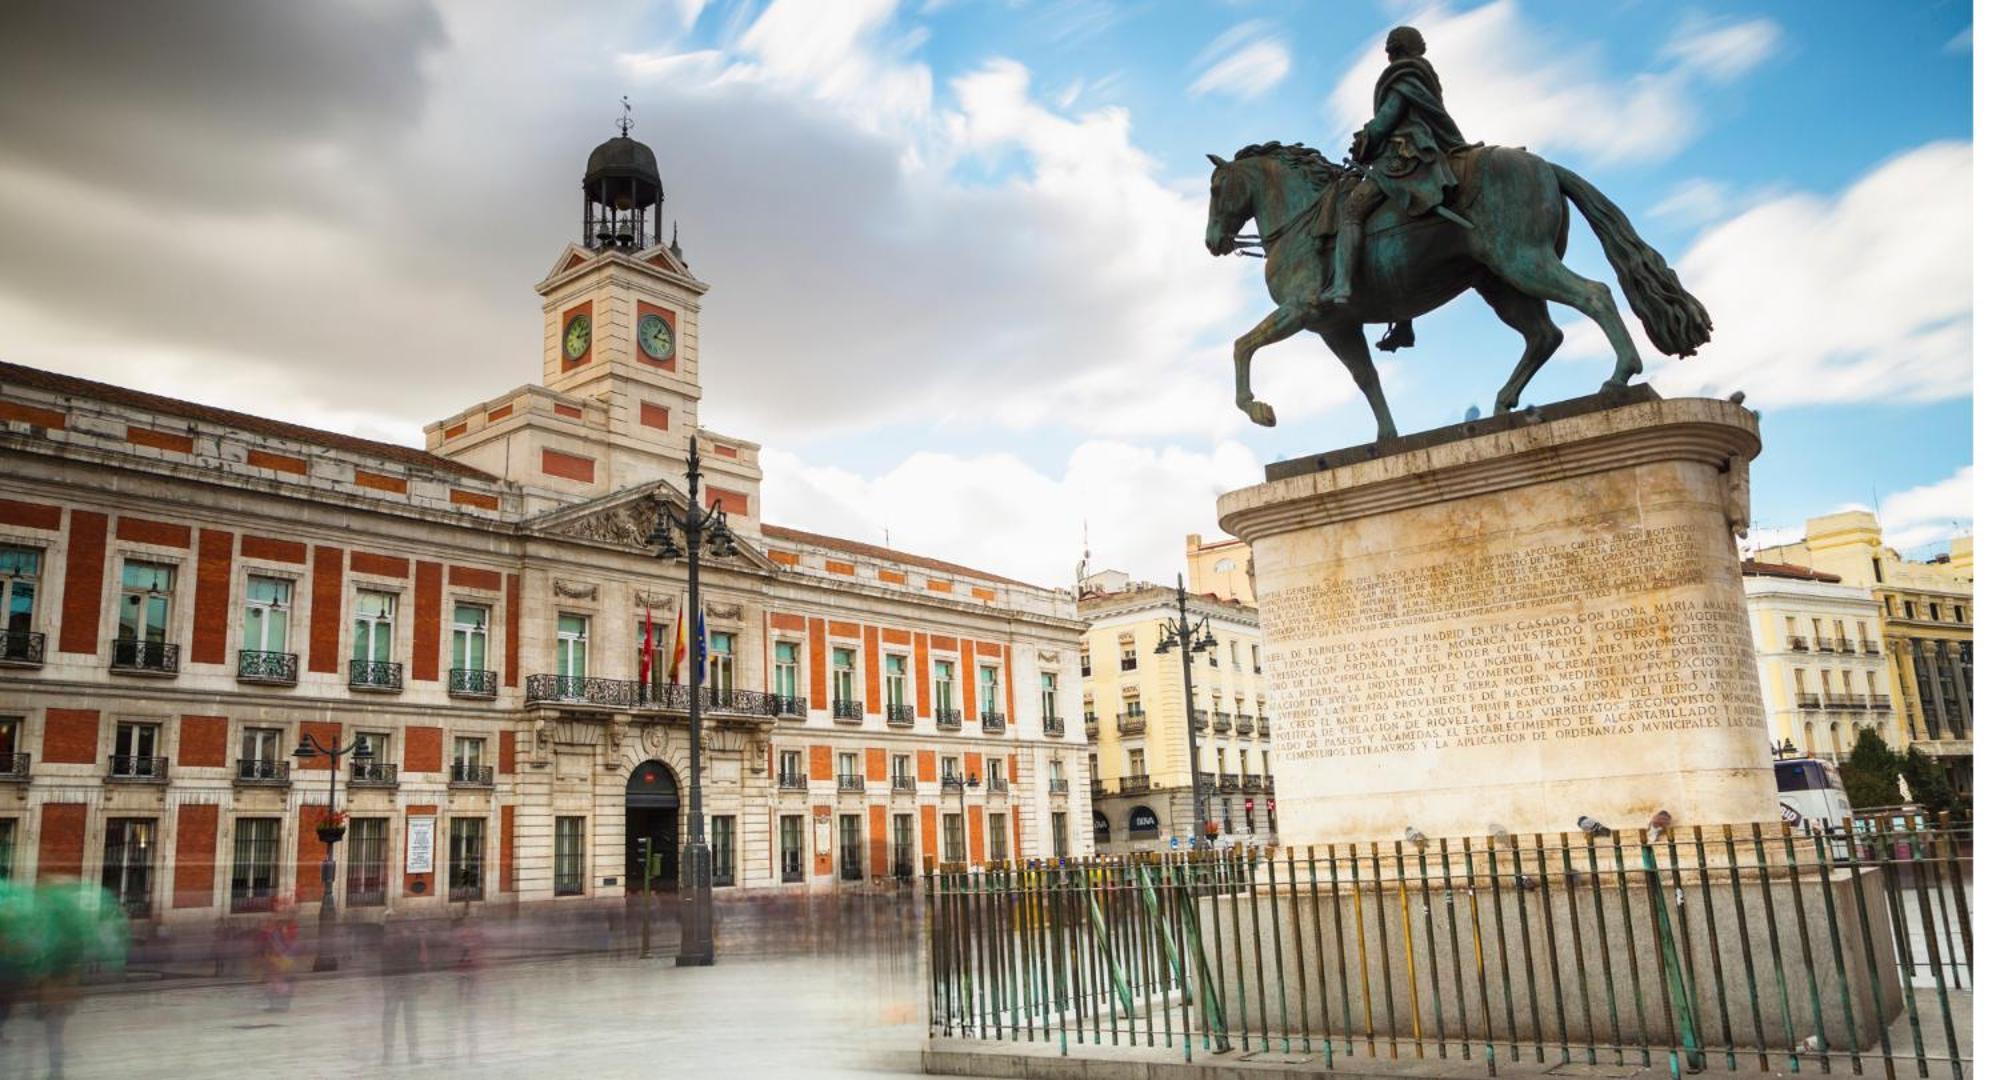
[[562, 313, 592, 360], [637, 312, 676, 361]]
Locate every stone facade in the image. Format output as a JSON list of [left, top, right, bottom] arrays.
[[0, 196, 1088, 923], [1740, 561, 1896, 759]]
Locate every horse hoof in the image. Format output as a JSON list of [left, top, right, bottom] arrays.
[[1244, 401, 1277, 427]]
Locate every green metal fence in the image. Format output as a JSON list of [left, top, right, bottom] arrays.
[[926, 815, 1971, 1076]]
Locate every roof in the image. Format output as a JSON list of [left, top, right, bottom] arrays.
[[0, 360, 494, 481], [762, 523, 1038, 590], [1741, 559, 1842, 583]]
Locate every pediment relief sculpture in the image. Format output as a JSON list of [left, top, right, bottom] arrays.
[[553, 580, 598, 600]]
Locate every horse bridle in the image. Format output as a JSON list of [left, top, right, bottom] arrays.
[[1225, 158, 1359, 259]]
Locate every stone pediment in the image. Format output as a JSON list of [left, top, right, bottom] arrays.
[[527, 483, 776, 571]]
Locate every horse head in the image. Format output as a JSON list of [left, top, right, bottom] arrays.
[[1204, 152, 1255, 256]]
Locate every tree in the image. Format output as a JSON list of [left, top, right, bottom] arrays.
[[1900, 744, 1964, 818], [1837, 728, 1902, 810]]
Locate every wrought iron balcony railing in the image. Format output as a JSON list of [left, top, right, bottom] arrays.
[[1117, 713, 1147, 735], [1242, 775, 1265, 792], [771, 694, 807, 718], [1836, 640, 1856, 654], [1814, 637, 1833, 652], [1798, 693, 1823, 710], [1235, 715, 1255, 735], [837, 774, 866, 794], [1091, 780, 1107, 798], [892, 774, 916, 793], [1211, 714, 1232, 733], [1119, 657, 1137, 671], [1041, 715, 1064, 738], [940, 775, 965, 793], [1218, 773, 1241, 792], [235, 759, 290, 785], [450, 667, 498, 698], [1869, 693, 1893, 710], [980, 711, 1006, 734], [0, 752, 29, 781], [834, 698, 864, 723], [110, 639, 179, 675], [1197, 770, 1215, 792], [935, 707, 963, 732], [350, 761, 398, 786], [1120, 774, 1151, 793], [1788, 635, 1810, 652], [986, 776, 1009, 795], [1083, 714, 1099, 738], [1190, 709, 1209, 731], [237, 649, 297, 685], [1257, 718, 1271, 736], [1048, 777, 1069, 795], [887, 703, 916, 727], [1862, 641, 1882, 655], [349, 659, 403, 692], [449, 762, 494, 787], [108, 755, 168, 781], [777, 772, 807, 791], [0, 629, 46, 666]]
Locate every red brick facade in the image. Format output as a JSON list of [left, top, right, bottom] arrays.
[[191, 527, 233, 664], [58, 510, 107, 655], [173, 804, 219, 909], [40, 708, 99, 764]]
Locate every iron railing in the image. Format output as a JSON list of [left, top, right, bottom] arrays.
[[235, 759, 290, 784], [350, 761, 398, 786], [838, 774, 866, 794], [772, 694, 807, 718], [1242, 775, 1265, 793], [0, 629, 46, 666], [927, 815, 1974, 1078], [1217, 773, 1240, 792], [1043, 715, 1065, 738], [941, 776, 966, 793], [1191, 710, 1210, 732], [835, 698, 865, 723], [237, 649, 297, 684], [0, 752, 29, 780], [1788, 636, 1811, 652], [1798, 693, 1823, 710], [1235, 715, 1255, 735], [936, 708, 963, 732], [1118, 714, 1148, 736], [108, 755, 168, 781], [894, 775, 918, 794], [987, 776, 1010, 795], [982, 712, 1006, 734], [778, 772, 808, 791], [449, 762, 494, 787], [889, 703, 917, 727], [1120, 774, 1150, 793], [1257, 718, 1271, 737], [349, 659, 402, 691], [1049, 778, 1070, 795], [110, 639, 178, 674], [1212, 714, 1232, 734], [1084, 715, 1099, 738], [450, 667, 498, 698]]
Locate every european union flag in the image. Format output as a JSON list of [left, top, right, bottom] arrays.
[[692, 609, 708, 684]]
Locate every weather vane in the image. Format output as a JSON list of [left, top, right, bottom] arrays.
[[618, 95, 633, 137]]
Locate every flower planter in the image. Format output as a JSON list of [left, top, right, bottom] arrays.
[[315, 825, 347, 844]]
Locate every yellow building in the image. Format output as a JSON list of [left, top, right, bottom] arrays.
[[1184, 533, 1256, 604], [1076, 570, 1273, 851], [1740, 561, 1896, 760], [1755, 511, 1972, 793]]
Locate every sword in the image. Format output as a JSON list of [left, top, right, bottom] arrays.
[[1352, 158, 1477, 230]]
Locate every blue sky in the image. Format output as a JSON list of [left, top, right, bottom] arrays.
[[0, 0, 1973, 583]]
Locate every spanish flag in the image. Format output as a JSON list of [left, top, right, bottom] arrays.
[[667, 597, 690, 684]]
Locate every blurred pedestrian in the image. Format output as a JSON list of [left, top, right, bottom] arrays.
[[253, 902, 299, 1012], [379, 917, 428, 1065], [449, 912, 487, 1063]]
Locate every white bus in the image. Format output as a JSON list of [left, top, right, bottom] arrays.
[[1774, 756, 1852, 833]]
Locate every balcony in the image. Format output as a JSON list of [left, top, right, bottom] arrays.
[[834, 698, 864, 724], [1048, 777, 1069, 795], [1196, 770, 1215, 792], [771, 695, 807, 719], [1083, 714, 1099, 738], [0, 629, 45, 667], [1869, 693, 1892, 710], [777, 772, 807, 791], [935, 707, 963, 732], [1788, 635, 1810, 652], [236, 649, 298, 686], [1814, 637, 1833, 652], [449, 762, 494, 788], [940, 775, 965, 793], [1211, 714, 1231, 734], [980, 711, 1006, 735], [1041, 715, 1065, 738], [1119, 657, 1137, 672], [1234, 714, 1255, 735], [349, 659, 403, 692], [1836, 640, 1856, 654], [1116, 712, 1147, 736], [234, 759, 290, 786], [108, 755, 168, 782], [887, 703, 915, 728], [1218, 773, 1241, 792], [837, 774, 865, 794], [1265, 778, 1276, 795], [449, 667, 498, 699], [1242, 775, 1265, 793], [1257, 718, 1271, 737], [350, 761, 399, 787], [1119, 774, 1151, 793], [110, 639, 179, 676], [1190, 709, 1209, 732], [1862, 641, 1882, 655], [1798, 692, 1823, 710], [1091, 780, 1107, 798], [892, 774, 916, 794], [986, 776, 1009, 795], [0, 752, 29, 781]]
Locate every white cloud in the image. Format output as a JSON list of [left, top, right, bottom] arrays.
[[1648, 178, 1732, 226], [1329, 2, 1780, 166], [1565, 142, 1972, 407], [761, 440, 1264, 587], [1188, 22, 1291, 101], [1873, 465, 1974, 552]]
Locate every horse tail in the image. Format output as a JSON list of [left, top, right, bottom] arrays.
[[1553, 163, 1712, 357]]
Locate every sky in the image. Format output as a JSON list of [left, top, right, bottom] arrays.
[[0, 0, 1974, 588]]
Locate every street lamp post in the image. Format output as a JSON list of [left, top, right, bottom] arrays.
[[648, 433, 738, 968], [292, 732, 374, 972], [1155, 575, 1216, 847], [956, 773, 981, 863]]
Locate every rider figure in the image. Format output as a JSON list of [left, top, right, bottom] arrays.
[[1314, 26, 1467, 309]]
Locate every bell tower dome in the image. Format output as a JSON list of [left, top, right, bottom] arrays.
[[582, 106, 664, 250]]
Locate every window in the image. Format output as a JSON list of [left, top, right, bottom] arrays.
[[448, 817, 485, 901], [885, 654, 908, 708], [1929, 603, 1941, 622], [933, 658, 956, 713], [0, 546, 39, 644], [1119, 643, 1137, 671], [892, 814, 915, 879], [0, 818, 15, 880], [892, 754, 913, 787], [353, 731, 391, 782], [0, 717, 18, 771], [988, 812, 1008, 862], [1080, 650, 1091, 677], [556, 614, 589, 678], [113, 721, 161, 776], [1955, 604, 1966, 623], [1251, 644, 1261, 672], [1050, 758, 1067, 782], [1122, 696, 1141, 717], [712, 815, 736, 887], [118, 561, 175, 644], [832, 647, 857, 704], [942, 813, 965, 862], [452, 736, 486, 782], [772, 641, 800, 699], [241, 576, 291, 654], [1904, 600, 1915, 620], [239, 726, 283, 780], [351, 589, 396, 662], [637, 617, 667, 692], [941, 754, 961, 781], [551, 816, 585, 896], [1051, 812, 1069, 858], [779, 749, 804, 784], [1039, 671, 1057, 719], [707, 630, 735, 691], [453, 604, 490, 672], [102, 818, 157, 917], [780, 814, 805, 882], [1240, 748, 1251, 777], [974, 665, 1001, 716], [837, 751, 860, 783], [348, 818, 389, 905], [838, 813, 863, 881], [231, 818, 281, 912], [987, 757, 1005, 785], [1262, 750, 1271, 774], [1127, 748, 1145, 775], [1229, 640, 1240, 669]]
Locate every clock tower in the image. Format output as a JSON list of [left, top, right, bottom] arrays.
[[426, 121, 764, 526]]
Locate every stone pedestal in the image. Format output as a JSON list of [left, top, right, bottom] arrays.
[[1218, 392, 1777, 844]]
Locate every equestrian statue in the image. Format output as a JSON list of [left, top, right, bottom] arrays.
[[1204, 25, 1712, 442]]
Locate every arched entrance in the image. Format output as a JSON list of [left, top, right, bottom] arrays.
[[626, 760, 681, 893]]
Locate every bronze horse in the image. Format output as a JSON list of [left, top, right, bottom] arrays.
[[1203, 143, 1711, 441]]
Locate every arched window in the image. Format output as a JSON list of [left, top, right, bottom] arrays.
[[1127, 805, 1160, 839], [1092, 812, 1111, 844]]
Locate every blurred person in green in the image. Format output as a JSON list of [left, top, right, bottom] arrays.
[[0, 881, 129, 1078]]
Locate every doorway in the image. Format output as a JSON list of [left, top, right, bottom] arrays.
[[626, 760, 681, 893]]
